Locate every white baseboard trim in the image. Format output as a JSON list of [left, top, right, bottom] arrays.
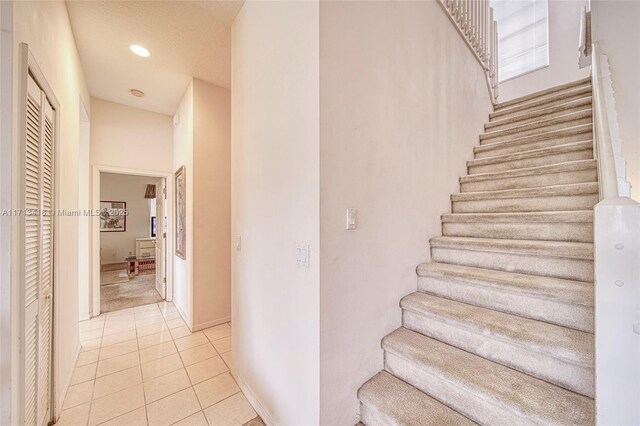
[[79, 312, 90, 322], [233, 370, 275, 426], [55, 341, 81, 419], [191, 315, 231, 332]]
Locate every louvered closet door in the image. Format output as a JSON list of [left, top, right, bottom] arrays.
[[23, 73, 54, 426]]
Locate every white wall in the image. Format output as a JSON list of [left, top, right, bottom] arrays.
[[231, 2, 320, 424], [319, 2, 492, 424], [78, 103, 90, 320], [11, 0, 90, 419], [497, 0, 590, 101], [100, 173, 159, 263], [90, 97, 173, 173], [591, 0, 640, 201]]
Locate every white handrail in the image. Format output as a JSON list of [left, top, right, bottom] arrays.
[[437, 0, 499, 103]]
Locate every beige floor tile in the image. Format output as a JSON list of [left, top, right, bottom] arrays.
[[172, 410, 208, 426], [80, 328, 103, 342], [96, 351, 140, 378], [146, 387, 201, 426], [76, 350, 99, 367], [162, 311, 181, 321], [204, 393, 256, 426], [220, 351, 233, 371], [193, 372, 240, 409], [135, 303, 159, 313], [88, 384, 145, 426], [102, 323, 137, 337], [139, 341, 177, 364], [107, 307, 134, 316], [99, 338, 139, 360], [70, 363, 97, 385], [101, 329, 137, 347], [80, 320, 105, 332], [137, 323, 169, 338], [141, 353, 183, 382], [56, 402, 91, 426], [138, 330, 174, 349], [179, 343, 216, 367], [212, 336, 231, 354], [135, 314, 165, 326], [93, 365, 142, 399], [100, 407, 147, 426], [185, 356, 228, 385], [143, 368, 191, 403], [81, 338, 102, 351], [203, 324, 231, 343], [169, 326, 192, 340], [62, 380, 94, 410], [174, 333, 208, 351], [165, 318, 186, 329]]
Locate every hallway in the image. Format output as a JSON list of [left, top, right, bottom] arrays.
[[57, 302, 261, 426]]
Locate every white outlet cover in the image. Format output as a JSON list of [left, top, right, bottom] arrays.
[[296, 244, 310, 268], [346, 208, 357, 230]]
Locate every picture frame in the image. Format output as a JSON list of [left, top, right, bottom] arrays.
[[100, 201, 127, 232], [175, 165, 186, 259]]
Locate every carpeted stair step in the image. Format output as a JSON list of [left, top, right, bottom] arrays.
[[493, 77, 591, 114], [474, 125, 592, 158], [416, 262, 594, 331], [400, 292, 594, 396], [357, 371, 475, 426], [429, 236, 594, 281], [486, 96, 593, 131], [441, 210, 593, 242], [480, 109, 592, 145], [451, 182, 599, 213], [467, 140, 593, 174], [382, 328, 595, 425], [460, 159, 597, 192]]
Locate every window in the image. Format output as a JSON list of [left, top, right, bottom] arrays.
[[491, 0, 549, 81]]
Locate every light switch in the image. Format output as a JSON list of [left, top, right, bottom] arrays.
[[296, 243, 310, 268], [235, 236, 242, 251], [346, 208, 357, 230]]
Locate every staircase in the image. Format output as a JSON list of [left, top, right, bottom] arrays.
[[357, 77, 597, 425]]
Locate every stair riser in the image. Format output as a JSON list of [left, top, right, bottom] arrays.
[[384, 353, 538, 426], [481, 116, 592, 145], [417, 276, 594, 332], [487, 101, 593, 132], [461, 169, 596, 192], [492, 89, 592, 120], [468, 149, 593, 174], [475, 133, 592, 159], [452, 194, 598, 214], [443, 222, 593, 243], [431, 247, 593, 281], [402, 311, 594, 397], [359, 403, 390, 426]]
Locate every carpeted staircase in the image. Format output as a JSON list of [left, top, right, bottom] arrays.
[[358, 77, 596, 425]]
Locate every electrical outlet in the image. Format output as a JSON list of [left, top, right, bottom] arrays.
[[296, 244, 310, 268], [235, 236, 242, 251], [346, 208, 357, 230]]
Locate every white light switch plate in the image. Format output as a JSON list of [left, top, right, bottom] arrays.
[[296, 244, 310, 268], [346, 208, 357, 230], [235, 236, 242, 251]]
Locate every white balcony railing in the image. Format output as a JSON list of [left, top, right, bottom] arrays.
[[437, 0, 499, 102]]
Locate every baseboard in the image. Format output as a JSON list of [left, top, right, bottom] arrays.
[[234, 369, 276, 426], [191, 315, 231, 332], [55, 341, 81, 419], [79, 312, 90, 322]]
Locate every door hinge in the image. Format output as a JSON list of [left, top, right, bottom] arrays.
[[163, 277, 166, 284]]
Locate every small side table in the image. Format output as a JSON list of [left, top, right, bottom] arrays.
[[125, 256, 138, 277]]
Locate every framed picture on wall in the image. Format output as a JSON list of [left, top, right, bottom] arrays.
[[100, 201, 127, 232], [175, 166, 186, 259]]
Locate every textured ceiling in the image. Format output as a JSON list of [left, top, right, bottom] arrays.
[[66, 0, 244, 115]]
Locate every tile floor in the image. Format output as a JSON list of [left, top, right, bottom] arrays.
[[56, 301, 259, 426]]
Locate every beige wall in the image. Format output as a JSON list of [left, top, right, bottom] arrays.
[[231, 1, 320, 424], [90, 97, 173, 173], [11, 0, 90, 419], [498, 0, 590, 102], [319, 1, 492, 424], [592, 0, 640, 201], [100, 173, 159, 263]]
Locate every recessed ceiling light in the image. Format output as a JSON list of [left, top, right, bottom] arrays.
[[130, 89, 145, 98], [129, 44, 150, 57]]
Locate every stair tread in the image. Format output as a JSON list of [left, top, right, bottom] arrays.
[[494, 77, 592, 111], [417, 262, 593, 307], [491, 85, 593, 121], [475, 124, 592, 153], [480, 109, 592, 141], [461, 159, 596, 183], [358, 371, 476, 426], [401, 292, 594, 365], [487, 96, 593, 129], [468, 140, 593, 167], [429, 236, 593, 260], [452, 182, 598, 201], [383, 328, 594, 425], [441, 211, 593, 223]]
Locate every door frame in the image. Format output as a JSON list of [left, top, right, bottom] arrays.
[[12, 43, 60, 426], [90, 165, 174, 317]]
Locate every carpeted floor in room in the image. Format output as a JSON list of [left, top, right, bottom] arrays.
[[101, 272, 163, 313]]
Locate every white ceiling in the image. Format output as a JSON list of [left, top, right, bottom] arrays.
[[66, 1, 244, 115]]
